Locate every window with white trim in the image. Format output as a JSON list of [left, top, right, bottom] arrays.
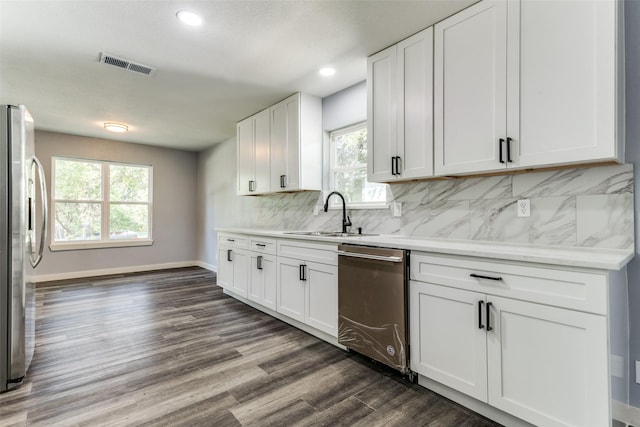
[[51, 157, 152, 250], [329, 122, 387, 208]]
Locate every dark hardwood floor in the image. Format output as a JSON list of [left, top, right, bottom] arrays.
[[0, 267, 501, 426]]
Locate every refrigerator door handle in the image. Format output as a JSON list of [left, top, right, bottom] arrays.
[[29, 156, 47, 268]]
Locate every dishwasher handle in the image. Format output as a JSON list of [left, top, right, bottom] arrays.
[[338, 250, 403, 263]]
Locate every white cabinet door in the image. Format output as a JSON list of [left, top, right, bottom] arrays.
[[248, 252, 276, 311], [397, 27, 434, 179], [253, 109, 271, 194], [237, 110, 270, 195], [512, 0, 620, 168], [236, 117, 254, 195], [270, 98, 287, 192], [276, 257, 305, 323], [305, 262, 338, 337], [229, 249, 248, 298], [487, 296, 609, 427], [367, 45, 397, 183], [410, 281, 488, 402], [217, 247, 234, 289], [434, 0, 509, 175]]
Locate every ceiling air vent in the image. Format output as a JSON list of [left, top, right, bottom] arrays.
[[99, 52, 156, 76]]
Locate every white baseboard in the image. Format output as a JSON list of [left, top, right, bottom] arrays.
[[418, 376, 536, 427], [612, 400, 640, 425], [35, 261, 208, 283], [194, 260, 217, 272]]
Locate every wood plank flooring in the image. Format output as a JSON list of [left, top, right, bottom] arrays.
[[0, 267, 502, 426]]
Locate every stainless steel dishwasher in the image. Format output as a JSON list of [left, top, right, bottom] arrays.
[[337, 244, 410, 375]]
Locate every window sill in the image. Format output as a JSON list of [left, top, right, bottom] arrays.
[[49, 239, 153, 252]]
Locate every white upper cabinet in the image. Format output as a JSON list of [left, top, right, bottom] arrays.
[[237, 93, 321, 195], [368, 27, 434, 183], [434, 0, 508, 175], [270, 93, 322, 193], [512, 0, 622, 168], [434, 0, 623, 176], [237, 109, 270, 195]]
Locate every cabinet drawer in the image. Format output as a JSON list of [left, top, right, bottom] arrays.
[[277, 239, 337, 265], [410, 253, 607, 314], [249, 237, 276, 254], [218, 233, 249, 249]]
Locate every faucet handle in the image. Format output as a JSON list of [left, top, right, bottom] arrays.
[[345, 215, 352, 227]]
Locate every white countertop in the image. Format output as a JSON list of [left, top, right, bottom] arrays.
[[217, 227, 635, 271]]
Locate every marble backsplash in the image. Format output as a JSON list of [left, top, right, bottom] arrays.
[[246, 163, 634, 251]]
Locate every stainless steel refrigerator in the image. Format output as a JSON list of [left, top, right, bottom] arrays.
[[0, 105, 47, 392]]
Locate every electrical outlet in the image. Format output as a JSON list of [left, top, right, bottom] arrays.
[[636, 361, 640, 384], [517, 199, 530, 217]]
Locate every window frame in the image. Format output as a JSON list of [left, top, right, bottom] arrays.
[[50, 156, 153, 251], [328, 122, 387, 209]]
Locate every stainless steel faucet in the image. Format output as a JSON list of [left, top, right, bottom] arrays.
[[323, 191, 352, 233]]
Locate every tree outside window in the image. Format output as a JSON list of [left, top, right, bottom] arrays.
[[52, 157, 152, 247], [329, 123, 387, 208]]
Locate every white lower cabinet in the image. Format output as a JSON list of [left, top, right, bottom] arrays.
[[410, 255, 610, 427], [276, 257, 338, 337], [248, 252, 276, 311], [218, 233, 338, 341], [217, 234, 249, 297]]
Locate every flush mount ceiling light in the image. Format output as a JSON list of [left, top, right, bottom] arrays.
[[319, 67, 336, 77], [103, 122, 129, 133], [176, 10, 203, 26]]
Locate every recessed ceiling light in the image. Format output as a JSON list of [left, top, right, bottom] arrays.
[[103, 122, 129, 133], [319, 67, 336, 77], [176, 10, 203, 26]]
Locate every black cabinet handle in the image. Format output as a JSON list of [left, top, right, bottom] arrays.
[[227, 249, 232, 262], [391, 157, 395, 175], [506, 137, 513, 163], [299, 264, 307, 281], [486, 302, 493, 332], [280, 175, 286, 188], [226, 238, 235, 242], [28, 197, 33, 231], [255, 243, 266, 248], [499, 138, 505, 164], [257, 255, 263, 270], [395, 156, 401, 175], [249, 180, 256, 192], [478, 300, 485, 330], [470, 273, 503, 281]]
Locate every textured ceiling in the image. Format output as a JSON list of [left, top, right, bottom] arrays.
[[0, 0, 476, 151]]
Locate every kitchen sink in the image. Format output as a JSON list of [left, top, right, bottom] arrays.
[[284, 231, 378, 238]]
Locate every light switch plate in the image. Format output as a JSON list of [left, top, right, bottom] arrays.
[[313, 205, 320, 216], [636, 361, 640, 384], [611, 355, 624, 378], [392, 202, 402, 217]]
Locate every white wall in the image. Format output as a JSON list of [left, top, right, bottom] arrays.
[[196, 137, 254, 269], [624, 0, 640, 408], [35, 131, 198, 279]]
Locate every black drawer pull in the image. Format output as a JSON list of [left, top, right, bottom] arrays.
[[478, 300, 485, 330], [226, 238, 235, 242], [257, 256, 263, 270], [255, 243, 266, 247], [227, 249, 232, 262], [470, 273, 503, 281], [499, 138, 505, 164]]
